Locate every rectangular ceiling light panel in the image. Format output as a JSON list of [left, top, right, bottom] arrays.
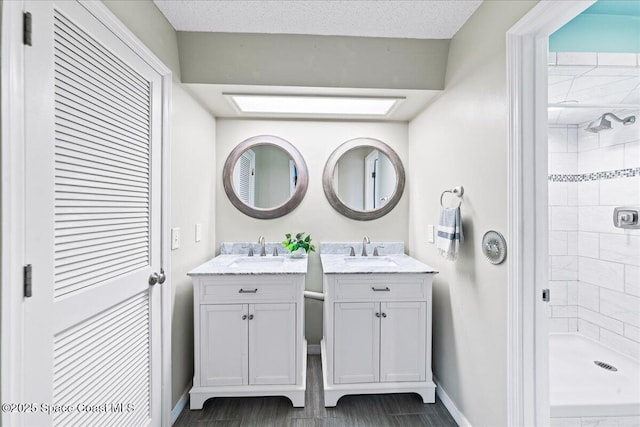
[[225, 94, 403, 117]]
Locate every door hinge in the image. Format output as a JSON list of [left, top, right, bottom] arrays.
[[23, 12, 32, 46], [24, 264, 33, 298], [542, 288, 550, 303]]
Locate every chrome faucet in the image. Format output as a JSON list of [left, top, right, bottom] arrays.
[[361, 236, 370, 257], [258, 236, 266, 256]]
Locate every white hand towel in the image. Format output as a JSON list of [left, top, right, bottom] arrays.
[[436, 207, 463, 261]]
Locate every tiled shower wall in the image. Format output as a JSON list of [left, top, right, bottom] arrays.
[[548, 125, 579, 334], [548, 120, 640, 359]]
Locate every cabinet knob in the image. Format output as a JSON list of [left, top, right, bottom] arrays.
[[242, 314, 247, 320], [375, 312, 381, 318], [248, 314, 254, 320], [381, 313, 387, 318]]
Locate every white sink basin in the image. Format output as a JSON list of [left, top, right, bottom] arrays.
[[229, 256, 285, 268], [343, 257, 399, 267]]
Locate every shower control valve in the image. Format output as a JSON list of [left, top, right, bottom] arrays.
[[613, 207, 640, 229]]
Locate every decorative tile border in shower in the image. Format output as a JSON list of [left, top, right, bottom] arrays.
[[548, 167, 640, 182]]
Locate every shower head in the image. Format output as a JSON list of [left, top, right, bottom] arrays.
[[584, 116, 612, 133], [584, 113, 636, 133]]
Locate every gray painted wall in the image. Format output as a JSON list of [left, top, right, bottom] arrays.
[[177, 32, 449, 90], [103, 0, 218, 408], [408, 2, 537, 426]]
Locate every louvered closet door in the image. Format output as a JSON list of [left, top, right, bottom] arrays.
[[23, 1, 162, 425]]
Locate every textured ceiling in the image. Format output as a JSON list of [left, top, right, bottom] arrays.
[[153, 0, 482, 39]]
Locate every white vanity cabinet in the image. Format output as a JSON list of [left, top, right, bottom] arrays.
[[200, 302, 296, 387], [320, 264, 437, 407], [188, 259, 307, 410], [334, 300, 426, 384]]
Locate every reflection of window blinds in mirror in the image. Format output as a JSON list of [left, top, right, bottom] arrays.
[[234, 149, 255, 205]]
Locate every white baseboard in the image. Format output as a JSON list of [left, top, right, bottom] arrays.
[[434, 376, 472, 427], [307, 344, 321, 355], [171, 383, 191, 425]]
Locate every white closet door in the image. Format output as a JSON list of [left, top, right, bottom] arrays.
[[23, 1, 162, 425], [364, 149, 379, 210]]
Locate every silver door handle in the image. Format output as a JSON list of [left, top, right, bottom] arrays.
[[371, 286, 390, 292], [149, 269, 166, 286], [239, 288, 258, 294]]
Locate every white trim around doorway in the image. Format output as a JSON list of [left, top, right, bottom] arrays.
[[506, 1, 596, 426], [1, 3, 28, 426]]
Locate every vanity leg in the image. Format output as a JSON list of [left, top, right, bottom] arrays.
[[323, 390, 341, 408], [189, 392, 207, 410], [286, 390, 306, 408], [417, 388, 436, 404]]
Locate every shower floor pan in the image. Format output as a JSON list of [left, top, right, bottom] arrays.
[[549, 332, 640, 418]]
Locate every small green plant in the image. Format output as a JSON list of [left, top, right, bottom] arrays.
[[282, 232, 316, 254]]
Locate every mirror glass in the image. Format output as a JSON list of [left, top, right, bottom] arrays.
[[232, 145, 298, 209], [223, 135, 308, 220], [323, 138, 405, 221], [332, 148, 397, 211]]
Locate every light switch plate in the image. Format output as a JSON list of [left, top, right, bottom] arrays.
[[171, 227, 181, 250], [195, 223, 202, 242], [427, 225, 435, 243]]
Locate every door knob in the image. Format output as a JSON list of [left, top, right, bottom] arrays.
[[149, 269, 166, 286]]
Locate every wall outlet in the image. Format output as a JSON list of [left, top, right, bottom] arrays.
[[195, 223, 202, 242], [427, 224, 435, 244], [171, 227, 181, 250]]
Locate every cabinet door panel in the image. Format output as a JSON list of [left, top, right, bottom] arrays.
[[249, 303, 296, 385], [334, 302, 380, 384], [380, 302, 426, 382], [201, 304, 248, 386]]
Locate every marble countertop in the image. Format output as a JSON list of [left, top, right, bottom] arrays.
[[188, 254, 308, 276], [320, 253, 438, 274]]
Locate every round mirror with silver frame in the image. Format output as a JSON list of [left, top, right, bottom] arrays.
[[223, 135, 309, 219], [323, 138, 405, 221]]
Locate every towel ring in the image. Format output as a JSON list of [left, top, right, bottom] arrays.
[[440, 186, 464, 208]]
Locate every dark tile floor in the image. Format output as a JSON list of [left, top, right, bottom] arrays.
[[174, 356, 458, 427]]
